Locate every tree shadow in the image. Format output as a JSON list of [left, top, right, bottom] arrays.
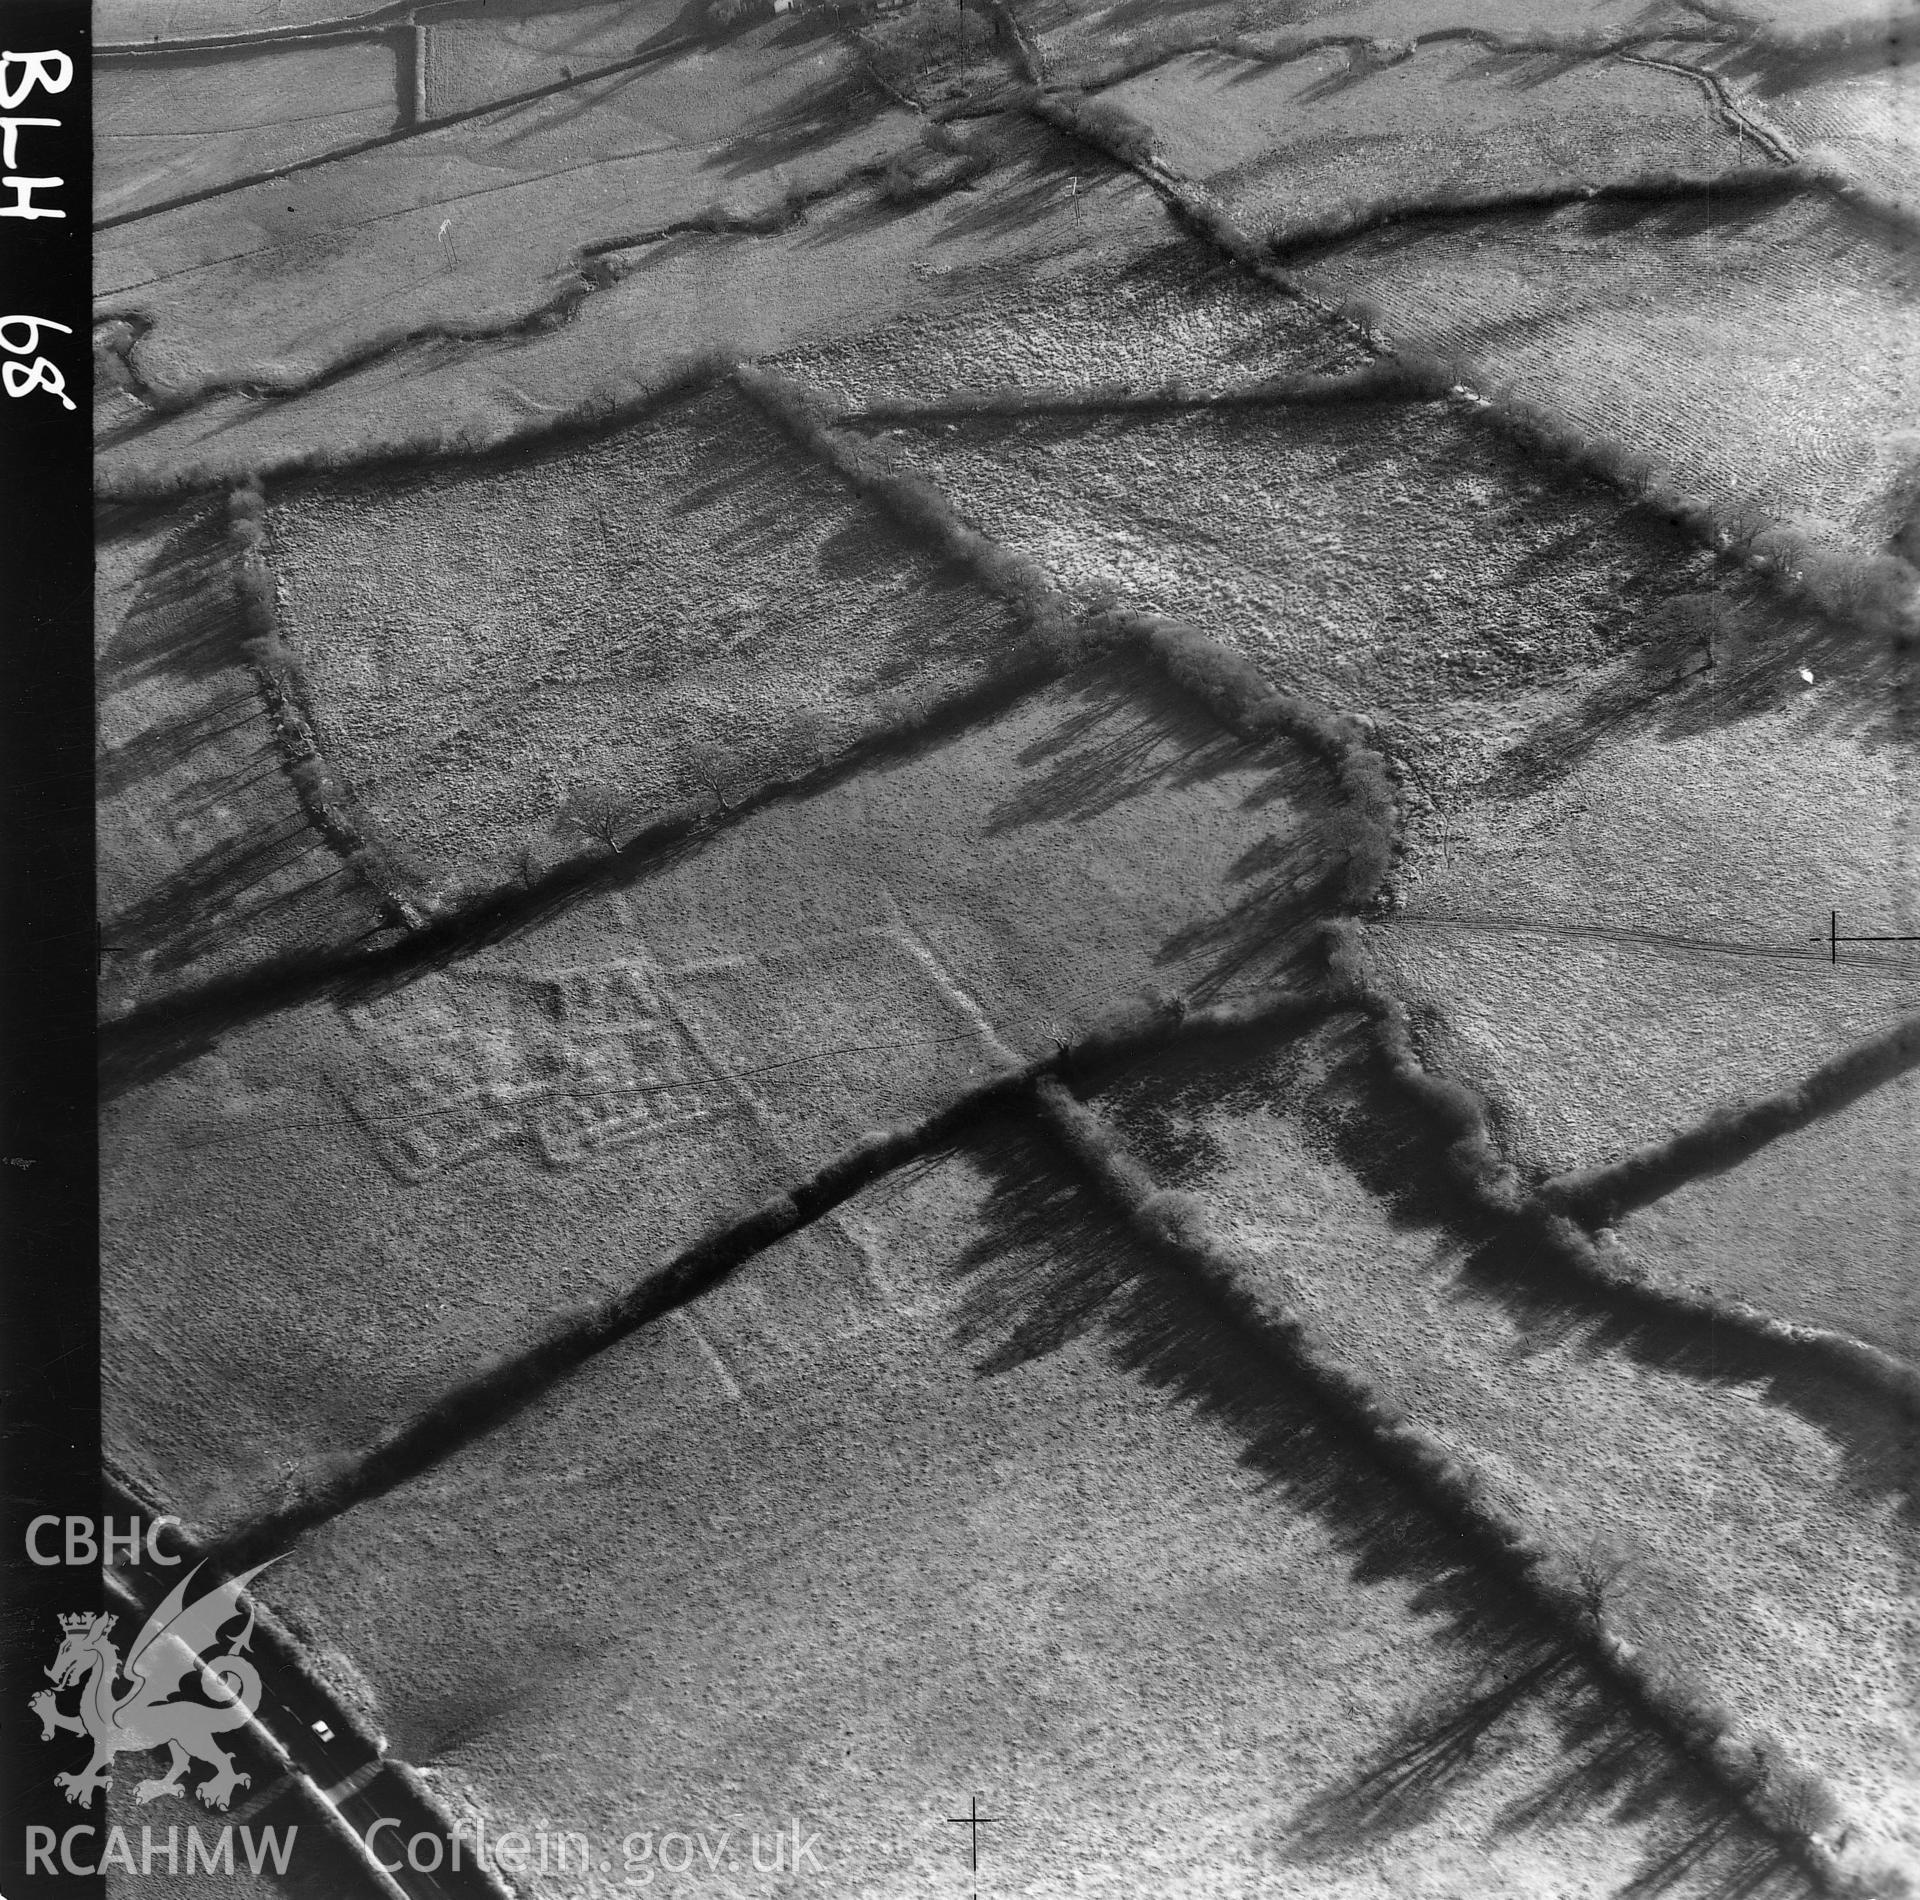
[[941, 1122, 1814, 1897], [980, 651, 1338, 996], [98, 500, 388, 994], [1485, 580, 1915, 808], [100, 501, 246, 692], [1699, 30, 1916, 101], [1109, 1011, 1920, 1525]]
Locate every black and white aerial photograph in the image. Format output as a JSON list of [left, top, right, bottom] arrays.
[[19, 0, 1920, 1892]]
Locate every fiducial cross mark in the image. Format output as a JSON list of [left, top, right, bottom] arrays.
[[944, 1792, 1001, 1895], [1810, 911, 1920, 963]]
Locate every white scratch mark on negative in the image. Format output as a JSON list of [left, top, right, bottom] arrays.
[[676, 1306, 747, 1405], [878, 888, 1025, 1070]]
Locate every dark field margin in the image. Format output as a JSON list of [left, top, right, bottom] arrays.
[[1543, 1014, 1920, 1226], [837, 350, 1456, 421], [106, 1472, 511, 1900], [1027, 1076, 1855, 1892], [201, 988, 1335, 1572], [0, 16, 96, 1899], [1260, 163, 1816, 262]]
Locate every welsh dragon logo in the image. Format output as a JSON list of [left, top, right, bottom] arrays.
[[30, 1562, 274, 1811]]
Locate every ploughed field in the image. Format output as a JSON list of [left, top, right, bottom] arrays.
[[94, 1, 1918, 1896]]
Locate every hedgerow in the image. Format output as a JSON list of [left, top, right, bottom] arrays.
[[1024, 86, 1920, 647], [225, 478, 428, 930], [732, 362, 1088, 659], [1029, 1071, 1864, 1889], [1542, 1012, 1920, 1225], [1319, 916, 1920, 1416], [840, 352, 1457, 424], [1263, 162, 1811, 261], [204, 983, 1330, 1569], [1121, 615, 1397, 910], [98, 350, 745, 502]]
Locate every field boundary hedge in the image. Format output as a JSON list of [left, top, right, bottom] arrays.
[[1028, 1070, 1869, 1892], [1320, 920, 1920, 1415], [201, 985, 1338, 1570], [1260, 162, 1814, 262], [226, 478, 428, 933], [98, 350, 746, 502], [1542, 1012, 1920, 1223], [109, 381, 1400, 1087], [1024, 86, 1920, 645], [837, 352, 1456, 423]]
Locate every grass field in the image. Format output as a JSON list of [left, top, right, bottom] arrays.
[[97, 500, 390, 1010], [418, 0, 736, 120], [1369, 675, 1919, 1175], [1091, 1012, 1919, 1871], [866, 397, 1712, 722], [88, 6, 1920, 1894], [97, 41, 402, 223], [270, 380, 1020, 894], [95, 22, 917, 404], [1299, 191, 1920, 550], [1104, 40, 1744, 229], [96, 0, 401, 38], [104, 650, 1343, 1531], [1616, 1066, 1920, 1358], [254, 1126, 1813, 1900]]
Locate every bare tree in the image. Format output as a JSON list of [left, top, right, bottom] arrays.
[[1569, 1534, 1633, 1622], [560, 785, 639, 855], [782, 706, 832, 770], [682, 738, 734, 814]]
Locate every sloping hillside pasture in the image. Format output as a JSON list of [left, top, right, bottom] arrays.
[[270, 380, 1018, 895], [96, 41, 403, 223], [1298, 191, 1920, 550], [1369, 684, 1919, 1175], [1091, 1014, 1918, 1871], [416, 0, 780, 121], [97, 501, 390, 1010], [93, 118, 1171, 492], [95, 28, 919, 405], [256, 1130, 1811, 1900], [866, 398, 1713, 722], [782, 242, 1365, 410], [88, 3, 1919, 1892], [1616, 1067, 1920, 1358], [104, 649, 1344, 1533], [1104, 40, 1745, 229]]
